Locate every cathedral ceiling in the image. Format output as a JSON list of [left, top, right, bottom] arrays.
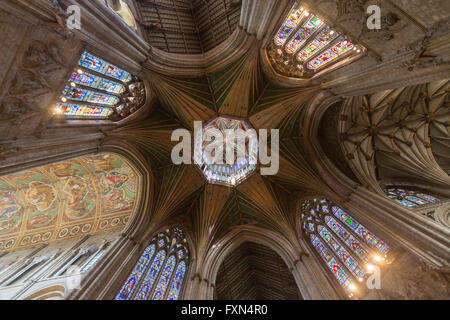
[[338, 79, 450, 193], [135, 0, 241, 53], [108, 42, 334, 251]]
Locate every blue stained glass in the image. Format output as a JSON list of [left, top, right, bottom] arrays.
[[152, 255, 176, 300], [79, 52, 132, 82], [416, 193, 438, 203], [405, 196, 427, 205], [134, 250, 166, 300], [167, 261, 186, 300], [325, 216, 369, 262], [318, 226, 365, 278], [116, 227, 189, 301], [332, 207, 389, 253], [116, 244, 156, 300], [311, 234, 353, 292], [395, 198, 417, 207], [70, 71, 125, 94], [62, 86, 119, 105]]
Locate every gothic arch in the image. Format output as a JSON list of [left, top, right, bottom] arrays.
[[197, 225, 339, 300]]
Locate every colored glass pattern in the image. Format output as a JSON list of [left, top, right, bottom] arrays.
[[79, 52, 131, 83], [386, 189, 439, 207], [152, 255, 176, 300], [116, 227, 189, 300], [301, 199, 389, 295], [69, 71, 125, 94], [116, 244, 156, 300], [274, 5, 307, 46], [55, 103, 113, 118], [311, 234, 353, 292], [62, 86, 119, 105], [332, 206, 388, 253], [297, 27, 337, 62], [285, 15, 323, 54], [307, 40, 354, 70], [167, 261, 186, 300]]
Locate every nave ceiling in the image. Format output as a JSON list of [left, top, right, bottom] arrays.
[[0, 1, 448, 291]]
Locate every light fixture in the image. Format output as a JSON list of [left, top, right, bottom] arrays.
[[330, 30, 335, 35], [54, 107, 62, 114], [304, 11, 309, 15], [358, 277, 364, 282], [366, 263, 374, 272], [357, 49, 361, 53], [61, 97, 67, 102], [77, 69, 84, 74], [349, 284, 356, 291], [70, 82, 76, 87]]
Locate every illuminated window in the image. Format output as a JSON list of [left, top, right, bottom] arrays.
[[268, 2, 363, 78], [53, 52, 145, 120], [385, 188, 439, 208], [116, 227, 189, 300], [300, 199, 389, 298]]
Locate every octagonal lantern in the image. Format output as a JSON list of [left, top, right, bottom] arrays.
[[194, 117, 258, 187]]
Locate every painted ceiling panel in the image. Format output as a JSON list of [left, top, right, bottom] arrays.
[[0, 153, 138, 252]]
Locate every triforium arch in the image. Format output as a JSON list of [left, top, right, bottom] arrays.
[[193, 225, 340, 300]]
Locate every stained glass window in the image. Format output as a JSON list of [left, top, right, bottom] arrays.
[[69, 71, 125, 94], [270, 3, 363, 77], [301, 199, 389, 297], [307, 40, 354, 70], [62, 86, 120, 105], [53, 51, 145, 120], [116, 227, 189, 300], [78, 52, 132, 83], [274, 4, 307, 46], [297, 27, 337, 62], [285, 15, 323, 54], [386, 188, 440, 207], [55, 103, 113, 118]]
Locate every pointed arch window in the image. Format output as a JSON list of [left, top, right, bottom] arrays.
[[116, 227, 189, 300], [53, 52, 145, 121], [300, 199, 389, 298], [385, 188, 440, 208]]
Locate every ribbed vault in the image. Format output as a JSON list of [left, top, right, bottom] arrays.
[[214, 242, 301, 300], [338, 80, 450, 193]]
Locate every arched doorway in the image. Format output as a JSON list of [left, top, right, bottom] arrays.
[[214, 242, 301, 300]]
